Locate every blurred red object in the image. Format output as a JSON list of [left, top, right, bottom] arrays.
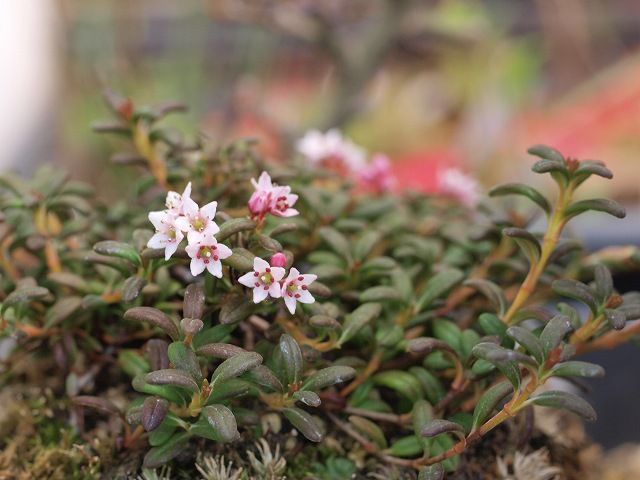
[[392, 148, 462, 192]]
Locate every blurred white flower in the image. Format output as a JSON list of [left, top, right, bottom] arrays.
[[437, 167, 481, 208]]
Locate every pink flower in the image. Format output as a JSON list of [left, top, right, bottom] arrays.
[[437, 167, 481, 208], [165, 182, 192, 215], [147, 211, 184, 260], [281, 267, 316, 315], [184, 232, 232, 277], [175, 197, 219, 241], [296, 129, 366, 173], [248, 171, 299, 220], [358, 154, 396, 193], [237, 257, 286, 303], [270, 252, 287, 268]]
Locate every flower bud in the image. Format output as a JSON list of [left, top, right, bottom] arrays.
[[270, 252, 287, 268]]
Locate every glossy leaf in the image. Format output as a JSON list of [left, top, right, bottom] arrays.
[[283, 407, 323, 442], [564, 199, 626, 221], [527, 390, 596, 421], [338, 303, 382, 345], [549, 361, 604, 379], [145, 369, 199, 392], [302, 366, 356, 391], [183, 282, 205, 319], [141, 397, 169, 432], [211, 352, 263, 386], [124, 307, 179, 341], [471, 381, 512, 430], [463, 279, 507, 316], [552, 280, 598, 314], [143, 432, 191, 469], [540, 314, 574, 354], [93, 240, 141, 265], [489, 183, 551, 215], [506, 326, 544, 364], [503, 228, 541, 264], [415, 269, 464, 313]]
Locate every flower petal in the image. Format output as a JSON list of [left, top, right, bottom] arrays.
[[254, 257, 270, 272], [238, 271, 256, 288], [148, 211, 167, 229], [287, 267, 300, 282], [270, 267, 286, 282], [283, 295, 297, 315], [147, 232, 167, 249], [297, 290, 315, 304], [216, 243, 233, 259], [190, 258, 206, 276], [253, 287, 269, 303], [207, 261, 223, 278], [200, 201, 218, 221], [164, 241, 179, 260], [175, 216, 191, 233], [269, 282, 281, 298], [301, 274, 317, 284]]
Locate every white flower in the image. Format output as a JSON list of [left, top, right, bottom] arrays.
[[165, 182, 192, 215], [175, 197, 219, 241], [237, 257, 286, 303], [147, 211, 184, 260], [184, 232, 232, 277], [437, 167, 481, 208], [281, 267, 316, 315], [296, 129, 366, 173]]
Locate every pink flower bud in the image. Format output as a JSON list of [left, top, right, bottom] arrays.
[[270, 252, 287, 268]]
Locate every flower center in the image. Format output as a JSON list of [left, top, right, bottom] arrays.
[[192, 216, 206, 232], [197, 245, 218, 263], [260, 272, 273, 285], [275, 196, 289, 211]]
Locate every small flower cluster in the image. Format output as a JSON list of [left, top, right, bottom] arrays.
[[148, 182, 231, 276], [147, 174, 315, 314], [248, 172, 299, 221], [296, 129, 396, 193], [238, 253, 317, 314], [437, 167, 481, 208]]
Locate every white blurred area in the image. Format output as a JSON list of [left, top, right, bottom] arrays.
[[0, 0, 59, 173]]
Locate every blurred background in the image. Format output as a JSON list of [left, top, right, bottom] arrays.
[[2, 0, 639, 448]]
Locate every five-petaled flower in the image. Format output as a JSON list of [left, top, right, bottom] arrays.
[[238, 257, 286, 303], [248, 171, 299, 220], [147, 211, 184, 260], [175, 197, 219, 242], [281, 267, 316, 315], [184, 231, 232, 277]]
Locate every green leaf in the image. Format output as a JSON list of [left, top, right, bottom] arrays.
[[527, 390, 596, 421], [349, 415, 387, 449], [44, 296, 82, 328], [605, 309, 626, 330], [391, 268, 414, 302], [478, 312, 508, 340], [528, 144, 565, 164], [353, 230, 382, 261], [506, 326, 544, 364], [359, 286, 404, 303], [206, 379, 256, 404], [143, 432, 191, 469], [503, 228, 541, 264], [552, 279, 598, 314], [192, 405, 240, 442], [292, 390, 321, 407], [409, 367, 446, 404], [183, 282, 205, 319], [132, 375, 187, 405], [145, 369, 199, 392], [244, 365, 284, 393], [211, 352, 263, 386], [407, 337, 454, 355], [540, 315, 574, 354], [283, 407, 323, 442], [463, 279, 507, 316], [432, 320, 462, 354], [253, 233, 282, 253], [549, 361, 604, 379], [219, 293, 255, 324], [593, 264, 613, 304], [193, 324, 235, 348], [372, 370, 424, 402], [564, 199, 626, 221], [415, 269, 464, 313], [489, 183, 551, 215], [575, 160, 612, 180], [124, 307, 180, 341], [385, 435, 423, 458], [141, 397, 169, 432], [302, 366, 356, 391], [471, 381, 512, 430], [122, 275, 146, 302], [197, 343, 245, 359], [471, 343, 522, 389], [273, 334, 304, 386], [338, 303, 382, 345], [93, 240, 141, 265], [318, 227, 352, 263], [3, 286, 49, 312], [118, 349, 150, 378], [215, 218, 256, 242], [222, 248, 255, 272], [167, 342, 201, 381], [421, 419, 464, 438]]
